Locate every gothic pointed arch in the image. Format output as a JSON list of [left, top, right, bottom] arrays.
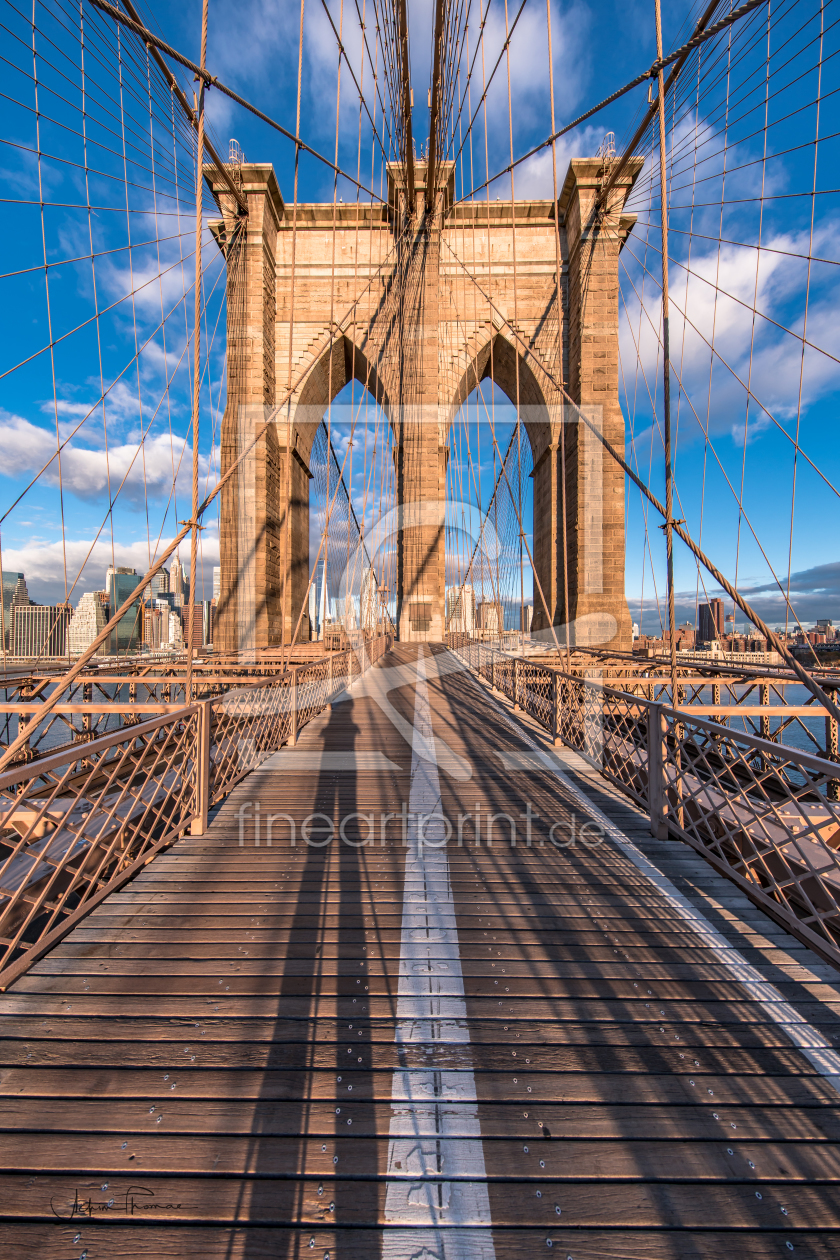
[[288, 331, 392, 464], [446, 327, 556, 467]]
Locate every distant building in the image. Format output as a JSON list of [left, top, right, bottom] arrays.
[[169, 609, 184, 650], [143, 603, 167, 651], [68, 591, 109, 656], [308, 581, 317, 640], [212, 566, 221, 601], [203, 599, 215, 646], [311, 558, 326, 639], [169, 555, 187, 609], [1, 571, 26, 650], [360, 567, 379, 635], [477, 600, 503, 634], [699, 598, 725, 643], [106, 567, 142, 654], [144, 570, 169, 601], [181, 604, 201, 651], [11, 603, 71, 658], [520, 604, 533, 633], [666, 622, 695, 650], [631, 622, 640, 640], [12, 575, 30, 609], [446, 584, 475, 633]]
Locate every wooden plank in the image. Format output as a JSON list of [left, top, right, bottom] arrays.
[[4, 993, 839, 1024], [1, 1066, 836, 1106], [3, 1014, 835, 1050], [12, 973, 840, 1007], [0, 1172, 837, 1227], [0, 1038, 823, 1075], [1, 1133, 838, 1183], [1, 1226, 835, 1259], [2, 1096, 838, 1141]]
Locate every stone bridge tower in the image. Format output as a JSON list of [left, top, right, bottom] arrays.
[[207, 154, 643, 652]]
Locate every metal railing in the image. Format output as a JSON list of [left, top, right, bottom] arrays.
[[0, 634, 391, 988], [447, 635, 840, 968], [451, 633, 840, 762], [0, 644, 378, 764]]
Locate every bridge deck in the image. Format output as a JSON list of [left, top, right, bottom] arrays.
[[2, 644, 840, 1256]]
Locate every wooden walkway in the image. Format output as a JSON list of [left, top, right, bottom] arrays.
[[2, 643, 840, 1256]]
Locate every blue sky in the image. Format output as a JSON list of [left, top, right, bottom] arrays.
[[1, 0, 836, 634]]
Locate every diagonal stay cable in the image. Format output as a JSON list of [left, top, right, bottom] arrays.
[[0, 219, 241, 526], [439, 232, 840, 726], [318, 0, 390, 163], [445, 0, 526, 178], [86, 0, 387, 203], [455, 0, 772, 203], [0, 216, 413, 771], [620, 236, 840, 500]]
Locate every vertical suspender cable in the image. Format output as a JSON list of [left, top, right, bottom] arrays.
[[545, 0, 571, 669], [654, 0, 678, 705], [281, 0, 307, 669], [187, 0, 209, 695]]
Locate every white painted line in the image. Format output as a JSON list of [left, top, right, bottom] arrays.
[[463, 653, 840, 1094], [383, 648, 496, 1258]]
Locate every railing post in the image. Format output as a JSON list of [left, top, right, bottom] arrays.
[[190, 698, 212, 836], [760, 682, 770, 742], [647, 702, 669, 840], [552, 671, 562, 746], [491, 659, 497, 692], [126, 680, 138, 726], [513, 658, 521, 710], [827, 713, 840, 802], [326, 653, 333, 713], [289, 667, 298, 747]]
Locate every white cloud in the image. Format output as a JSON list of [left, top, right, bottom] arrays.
[[620, 219, 840, 446], [514, 124, 605, 198], [0, 410, 217, 507]]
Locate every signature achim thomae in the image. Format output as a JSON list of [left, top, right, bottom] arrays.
[[51, 1186, 181, 1218]]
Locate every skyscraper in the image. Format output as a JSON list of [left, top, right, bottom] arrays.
[[169, 555, 188, 609], [68, 591, 109, 656], [144, 570, 169, 600], [477, 600, 503, 634], [1, 571, 25, 650], [12, 603, 71, 658], [360, 566, 379, 634], [699, 598, 725, 643], [106, 567, 142, 655]]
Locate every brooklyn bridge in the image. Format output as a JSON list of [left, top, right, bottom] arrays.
[[0, 0, 839, 1253]]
